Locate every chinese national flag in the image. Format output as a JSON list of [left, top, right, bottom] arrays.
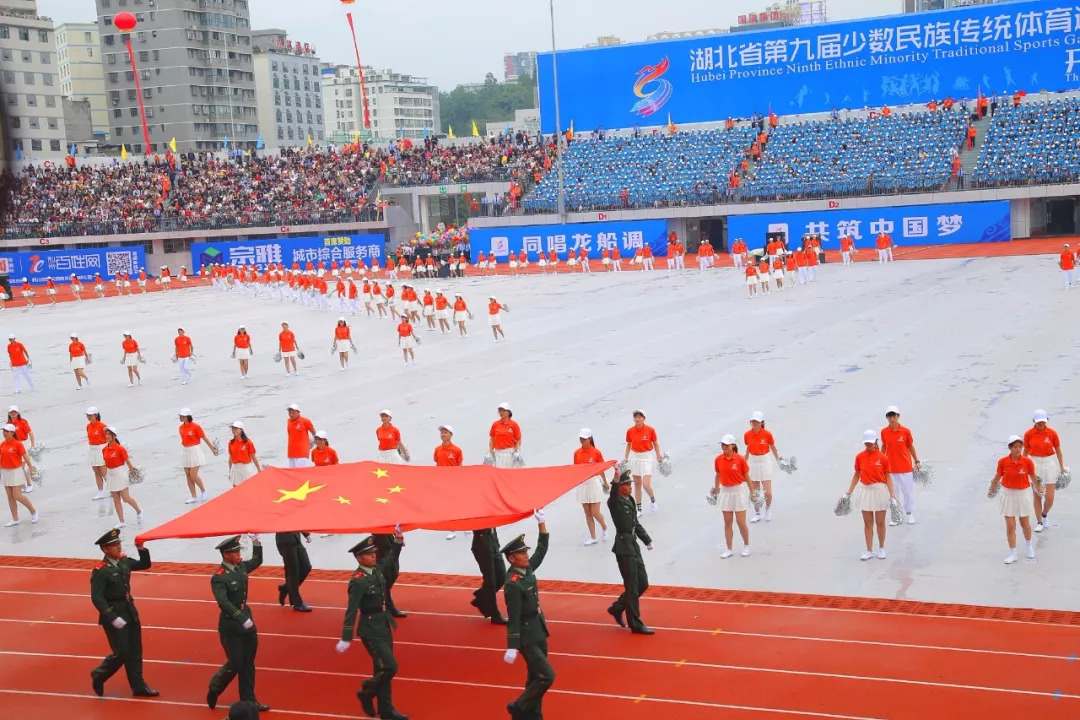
[[136, 460, 615, 542]]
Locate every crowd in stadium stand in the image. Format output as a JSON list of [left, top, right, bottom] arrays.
[[973, 98, 1080, 188]]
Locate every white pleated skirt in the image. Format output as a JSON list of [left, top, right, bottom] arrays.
[[181, 444, 207, 469], [1, 468, 23, 487], [70, 356, 86, 369], [1032, 455, 1058, 485], [234, 347, 251, 360], [488, 313, 501, 327], [576, 475, 605, 504], [106, 466, 129, 492], [229, 462, 257, 486], [718, 484, 752, 512], [377, 449, 399, 464], [853, 482, 890, 512], [453, 311, 468, 324], [399, 335, 415, 349], [1000, 487, 1035, 518], [88, 443, 105, 467], [423, 305, 435, 316], [748, 453, 777, 482], [124, 353, 139, 367], [493, 448, 515, 468], [629, 451, 654, 477]]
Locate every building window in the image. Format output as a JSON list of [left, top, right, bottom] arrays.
[[0, 28, 8, 40], [108, 72, 118, 82], [88, 47, 94, 58], [115, 127, 123, 136], [45, 96, 55, 107], [104, 35, 115, 46], [113, 109, 121, 118], [277, 127, 284, 140], [21, 51, 31, 63], [84, 31, 92, 42], [2, 71, 11, 83], [31, 139, 41, 152], [37, 30, 48, 43], [18, 28, 29, 41], [40, 52, 50, 64], [47, 118, 57, 130], [136, 31, 146, 43], [42, 74, 52, 86], [152, 50, 159, 60], [129, 107, 138, 117], [26, 95, 36, 106], [50, 139, 61, 152], [107, 54, 117, 64], [139, 50, 148, 62], [9, 116, 19, 129]]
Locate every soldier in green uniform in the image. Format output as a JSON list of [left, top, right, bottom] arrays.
[[502, 510, 553, 720], [89, 528, 159, 698], [373, 532, 407, 618], [275, 530, 312, 612], [470, 527, 507, 624], [336, 531, 408, 720], [207, 534, 269, 712], [606, 470, 655, 635]]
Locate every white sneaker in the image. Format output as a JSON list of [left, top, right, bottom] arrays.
[[93, 491, 107, 501], [1004, 551, 1018, 565], [877, 548, 887, 560], [583, 538, 598, 546], [1034, 523, 1044, 533], [76, 385, 82, 390], [445, 532, 456, 540], [114, 522, 126, 529], [750, 514, 761, 523], [859, 551, 873, 561], [5, 519, 18, 527], [1026, 544, 1036, 561], [636, 508, 643, 517], [906, 514, 915, 525], [128, 383, 134, 388], [764, 509, 772, 521], [23, 485, 33, 494], [650, 501, 658, 512], [720, 549, 734, 559], [200, 492, 207, 501], [184, 497, 198, 504], [888, 519, 900, 527], [740, 547, 751, 557], [30, 513, 38, 524], [136, 513, 144, 524], [602, 529, 609, 541]]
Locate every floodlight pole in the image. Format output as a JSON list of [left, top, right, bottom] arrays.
[[549, 0, 566, 219]]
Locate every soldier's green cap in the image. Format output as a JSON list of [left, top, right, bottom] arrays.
[[95, 528, 122, 547], [612, 469, 633, 486], [349, 536, 377, 555], [500, 533, 530, 556], [216, 535, 242, 553]]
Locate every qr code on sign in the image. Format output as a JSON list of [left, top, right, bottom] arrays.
[[106, 251, 136, 276]]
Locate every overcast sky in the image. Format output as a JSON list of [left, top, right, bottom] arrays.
[[40, 0, 904, 90]]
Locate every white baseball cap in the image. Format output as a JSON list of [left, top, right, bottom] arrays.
[[489, 295, 497, 300], [439, 424, 454, 434], [231, 421, 245, 430], [287, 403, 301, 411], [70, 332, 78, 338], [862, 429, 878, 443], [498, 402, 511, 411], [179, 408, 192, 416], [632, 408, 646, 416], [7, 334, 14, 339], [425, 288, 431, 292], [237, 324, 246, 329], [380, 409, 392, 417], [177, 326, 185, 332], [106, 426, 119, 435], [2, 423, 16, 432], [1033, 409, 1048, 423], [454, 292, 462, 297], [579, 428, 593, 439], [338, 316, 346, 322], [750, 411, 765, 422], [720, 433, 736, 445], [7, 405, 17, 412], [1007, 434, 1023, 445], [885, 405, 900, 415], [122, 330, 131, 336], [86, 406, 99, 415], [315, 430, 328, 440]]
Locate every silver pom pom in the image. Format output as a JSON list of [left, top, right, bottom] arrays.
[[834, 494, 852, 516], [171, 355, 178, 364], [330, 344, 337, 354], [482, 453, 495, 466], [138, 357, 147, 365], [413, 333, 422, 346], [30, 467, 44, 486], [778, 456, 797, 474], [987, 486, 1000, 499], [1057, 468, 1072, 491], [657, 452, 673, 477], [913, 463, 935, 486], [28, 444, 45, 462], [706, 490, 718, 506], [512, 451, 526, 468], [297, 351, 306, 360], [616, 460, 630, 475], [750, 489, 765, 511], [273, 352, 282, 363], [889, 497, 904, 525], [129, 467, 145, 484], [397, 445, 411, 463]]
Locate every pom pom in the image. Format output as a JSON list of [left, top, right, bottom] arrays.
[[330, 344, 337, 354], [913, 463, 934, 486], [28, 444, 45, 462], [129, 467, 145, 484], [482, 453, 495, 466], [30, 467, 44, 486], [706, 489, 718, 506], [397, 446, 411, 463], [171, 355, 178, 363], [987, 486, 999, 499], [1057, 468, 1072, 491], [750, 488, 765, 511], [889, 497, 904, 525], [778, 456, 797, 474], [273, 352, 282, 363], [616, 460, 630, 475], [657, 452, 673, 477], [297, 351, 306, 360], [138, 357, 147, 365], [512, 451, 526, 468], [834, 494, 852, 516], [413, 333, 422, 346]]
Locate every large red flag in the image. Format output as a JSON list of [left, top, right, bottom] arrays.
[[135, 460, 615, 543]]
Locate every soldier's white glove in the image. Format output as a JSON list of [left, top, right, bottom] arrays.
[[646, 545, 654, 551], [503, 649, 518, 664], [533, 509, 546, 523], [111, 617, 127, 629], [242, 619, 254, 630], [335, 641, 351, 654]]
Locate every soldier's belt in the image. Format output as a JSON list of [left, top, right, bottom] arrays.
[[361, 608, 386, 616]]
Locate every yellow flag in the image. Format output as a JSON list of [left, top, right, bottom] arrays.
[[471, 120, 480, 137], [448, 125, 455, 139], [121, 144, 128, 160], [307, 134, 313, 147], [353, 130, 359, 145], [168, 137, 177, 153]]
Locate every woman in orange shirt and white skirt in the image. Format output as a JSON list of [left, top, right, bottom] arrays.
[[1, 423, 36, 526], [744, 411, 781, 523], [574, 429, 609, 546], [709, 434, 753, 558], [69, 332, 90, 389], [232, 326, 253, 379], [623, 410, 661, 516], [988, 435, 1043, 564], [120, 332, 143, 387], [227, 421, 261, 486], [488, 403, 522, 468], [101, 427, 142, 529], [178, 409, 218, 504], [843, 430, 897, 561], [333, 318, 355, 371], [86, 407, 109, 500]]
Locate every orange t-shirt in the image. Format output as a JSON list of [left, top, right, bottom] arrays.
[[179, 422, 206, 447], [998, 455, 1036, 490], [279, 331, 296, 352], [436, 296, 449, 310], [234, 333, 251, 349], [101, 442, 128, 470], [7, 342, 28, 367], [714, 453, 750, 487], [1024, 426, 1060, 458], [87, 420, 107, 445], [625, 425, 657, 453], [434, 443, 463, 466], [423, 294, 434, 307], [69, 341, 86, 358], [311, 446, 339, 466], [854, 448, 891, 485], [488, 301, 500, 316], [453, 299, 466, 312], [0, 438, 25, 469], [880, 425, 915, 474], [122, 338, 138, 354], [745, 265, 757, 278], [174, 335, 193, 358], [376, 424, 401, 451], [11, 418, 30, 441], [1063, 251, 1077, 271], [490, 419, 522, 450], [743, 428, 774, 456], [397, 322, 413, 338], [287, 416, 315, 459], [228, 438, 257, 464], [573, 445, 604, 466], [335, 326, 351, 340]]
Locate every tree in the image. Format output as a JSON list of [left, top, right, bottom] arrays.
[[440, 72, 537, 138], [484, 72, 497, 86]]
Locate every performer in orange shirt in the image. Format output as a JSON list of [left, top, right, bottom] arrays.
[[101, 426, 142, 529], [68, 332, 90, 389], [311, 431, 340, 466], [623, 410, 661, 515], [227, 421, 261, 486], [376, 410, 408, 463], [120, 332, 143, 387], [44, 277, 57, 305], [601, 247, 611, 271], [1060, 243, 1076, 289], [487, 295, 507, 343], [574, 429, 609, 545], [333, 318, 356, 370], [709, 434, 753, 558], [136, 268, 148, 293], [757, 258, 771, 295], [1025, 409, 1066, 532], [18, 277, 35, 307], [173, 327, 195, 386], [579, 246, 591, 273], [642, 244, 655, 271], [232, 325, 253, 379], [435, 290, 451, 334], [397, 315, 417, 366], [434, 424, 466, 540], [745, 260, 759, 299], [840, 235, 855, 266], [612, 245, 623, 272], [881, 406, 922, 526], [452, 293, 471, 338], [286, 404, 316, 468], [178, 408, 218, 504], [69, 273, 84, 301], [159, 265, 172, 291], [488, 402, 522, 468], [421, 289, 436, 332], [842, 430, 898, 560], [744, 411, 783, 523], [6, 405, 36, 493], [1, 422, 36, 526], [988, 435, 1042, 564]]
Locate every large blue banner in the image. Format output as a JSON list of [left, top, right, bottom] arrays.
[[191, 234, 385, 269], [538, 1, 1080, 132], [469, 220, 668, 262], [0, 246, 145, 284], [727, 200, 1010, 249]]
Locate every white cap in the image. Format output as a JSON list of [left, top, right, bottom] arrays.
[[379, 409, 392, 417], [862, 429, 878, 443], [2, 423, 16, 432], [1033, 409, 1048, 422], [237, 324, 245, 329], [579, 428, 593, 439], [287, 403, 301, 411], [86, 406, 99, 415], [489, 295, 497, 300], [632, 409, 646, 417], [750, 411, 765, 422], [338, 316, 346, 322], [439, 424, 454, 434], [177, 326, 185, 332], [454, 292, 462, 297], [720, 433, 736, 445], [1007, 434, 1023, 445], [70, 332, 78, 338], [179, 408, 192, 416], [315, 430, 328, 440], [885, 405, 900, 415], [7, 334, 14, 339], [122, 330, 131, 336], [7, 405, 17, 412], [437, 288, 444, 293], [107, 426, 119, 435], [230, 421, 245, 430], [425, 288, 431, 292], [498, 402, 511, 411]]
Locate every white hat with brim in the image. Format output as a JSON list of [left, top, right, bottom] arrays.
[[315, 431, 328, 440], [1033, 409, 1048, 423], [287, 404, 301, 411], [439, 424, 454, 435], [179, 408, 192, 416], [4, 423, 19, 432], [862, 429, 878, 443], [86, 407, 99, 415], [751, 411, 765, 422], [498, 402, 511, 412], [231, 421, 245, 430], [1007, 434, 1023, 445], [579, 428, 593, 439], [720, 434, 736, 445], [885, 405, 900, 415], [380, 409, 392, 417]]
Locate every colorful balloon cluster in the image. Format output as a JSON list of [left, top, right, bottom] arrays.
[[410, 222, 469, 248]]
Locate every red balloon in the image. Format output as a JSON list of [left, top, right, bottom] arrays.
[[113, 11, 137, 32]]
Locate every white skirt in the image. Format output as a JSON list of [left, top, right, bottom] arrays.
[[124, 353, 139, 367], [423, 305, 435, 316], [746, 276, 757, 286], [281, 350, 297, 358], [106, 466, 129, 492], [377, 449, 399, 463], [88, 443, 105, 467], [853, 482, 890, 512], [399, 335, 415, 349], [538, 259, 547, 267], [181, 444, 207, 469], [509, 260, 518, 269], [1000, 487, 1036, 517], [229, 462, 257, 486], [488, 313, 501, 327], [493, 448, 515, 468], [718, 484, 752, 512], [1, 467, 23, 487], [748, 453, 777, 483], [629, 451, 654, 477], [576, 474, 606, 504], [453, 311, 468, 324], [234, 348, 251, 360], [1032, 455, 1058, 485], [70, 356, 86, 369], [436, 309, 449, 320], [602, 258, 610, 266]]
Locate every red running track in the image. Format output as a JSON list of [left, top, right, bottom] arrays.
[[0, 556, 1078, 719]]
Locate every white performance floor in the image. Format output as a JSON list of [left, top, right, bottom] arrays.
[[1, 257, 1077, 612]]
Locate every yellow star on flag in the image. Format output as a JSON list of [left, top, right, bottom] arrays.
[[274, 480, 326, 504], [372, 468, 389, 479], [374, 497, 390, 504], [388, 485, 404, 494], [335, 496, 352, 505]]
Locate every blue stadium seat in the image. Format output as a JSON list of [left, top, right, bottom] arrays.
[[973, 99, 1080, 186]]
